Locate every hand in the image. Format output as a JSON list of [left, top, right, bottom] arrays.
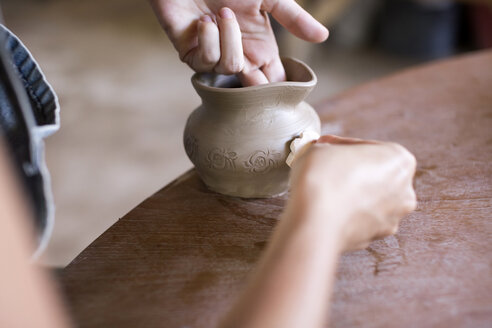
[[289, 135, 417, 252], [149, 0, 328, 86]]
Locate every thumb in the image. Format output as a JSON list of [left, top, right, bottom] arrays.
[[264, 0, 329, 43]]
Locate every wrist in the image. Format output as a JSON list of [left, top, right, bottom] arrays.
[[281, 196, 348, 253]]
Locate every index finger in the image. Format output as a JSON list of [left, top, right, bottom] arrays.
[[263, 0, 329, 43], [316, 135, 379, 145]]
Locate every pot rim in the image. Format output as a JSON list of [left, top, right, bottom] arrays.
[[191, 57, 317, 93]]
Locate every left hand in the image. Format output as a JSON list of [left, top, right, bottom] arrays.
[[149, 0, 328, 86]]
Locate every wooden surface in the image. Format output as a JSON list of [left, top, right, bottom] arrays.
[[60, 51, 492, 327]]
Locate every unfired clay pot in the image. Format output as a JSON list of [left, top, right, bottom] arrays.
[[184, 58, 320, 198]]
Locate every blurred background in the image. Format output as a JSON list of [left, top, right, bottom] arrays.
[[2, 0, 490, 267]]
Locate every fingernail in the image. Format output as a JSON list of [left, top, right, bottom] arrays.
[[200, 15, 212, 23], [219, 7, 234, 19]]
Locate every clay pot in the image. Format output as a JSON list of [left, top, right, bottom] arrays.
[[184, 58, 320, 198]]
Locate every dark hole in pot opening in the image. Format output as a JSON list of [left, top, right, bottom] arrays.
[[198, 60, 313, 88], [210, 74, 243, 88]]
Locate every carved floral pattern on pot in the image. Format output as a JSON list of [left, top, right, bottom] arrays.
[[184, 135, 199, 163], [206, 148, 237, 170], [244, 150, 282, 174]]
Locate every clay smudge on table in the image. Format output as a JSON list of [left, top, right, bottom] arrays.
[[415, 164, 438, 179], [180, 271, 220, 297], [216, 196, 284, 227], [366, 236, 407, 276]]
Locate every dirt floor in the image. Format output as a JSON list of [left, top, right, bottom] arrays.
[[3, 0, 420, 266]]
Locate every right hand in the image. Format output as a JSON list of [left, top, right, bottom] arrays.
[[288, 135, 417, 252]]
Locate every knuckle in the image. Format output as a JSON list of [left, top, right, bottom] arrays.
[[395, 192, 417, 217], [389, 142, 408, 156], [388, 142, 417, 173], [404, 193, 417, 212], [403, 150, 417, 171], [200, 51, 219, 66], [180, 51, 192, 65], [219, 58, 244, 74]]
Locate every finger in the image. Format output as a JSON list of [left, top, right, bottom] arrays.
[[402, 186, 417, 213], [238, 68, 269, 86], [194, 15, 220, 72], [215, 7, 245, 75], [261, 56, 286, 83], [264, 0, 329, 43], [389, 187, 417, 223], [316, 135, 379, 145], [389, 142, 417, 173]]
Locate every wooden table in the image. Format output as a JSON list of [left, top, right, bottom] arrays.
[[60, 51, 492, 327]]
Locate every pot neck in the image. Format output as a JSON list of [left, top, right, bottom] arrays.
[[191, 58, 317, 111]]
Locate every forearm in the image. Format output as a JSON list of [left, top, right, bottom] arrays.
[[0, 141, 70, 328], [219, 202, 342, 328]]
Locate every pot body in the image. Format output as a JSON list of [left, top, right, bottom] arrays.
[[184, 58, 320, 198]]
